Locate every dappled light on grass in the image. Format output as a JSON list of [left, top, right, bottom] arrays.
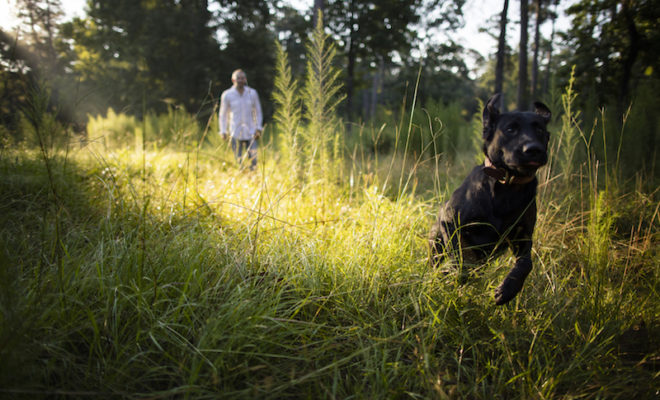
[[1, 137, 657, 397]]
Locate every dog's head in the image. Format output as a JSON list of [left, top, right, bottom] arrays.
[[482, 93, 551, 177]]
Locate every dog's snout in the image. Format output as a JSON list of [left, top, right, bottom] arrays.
[[522, 142, 545, 156]]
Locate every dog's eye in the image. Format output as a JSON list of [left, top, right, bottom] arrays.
[[505, 126, 516, 135], [536, 127, 549, 138]]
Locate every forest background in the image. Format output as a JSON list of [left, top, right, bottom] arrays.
[[1, 0, 659, 176]]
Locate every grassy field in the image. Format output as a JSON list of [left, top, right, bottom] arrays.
[[1, 28, 658, 398], [0, 127, 658, 399]]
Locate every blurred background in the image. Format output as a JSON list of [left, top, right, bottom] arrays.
[[1, 0, 659, 175]]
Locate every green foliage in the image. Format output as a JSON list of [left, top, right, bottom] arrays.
[[87, 107, 203, 150], [61, 0, 222, 115], [87, 108, 138, 149], [554, 65, 582, 183], [322, 0, 468, 120], [563, 0, 660, 105], [324, 0, 422, 118], [617, 79, 660, 175], [144, 106, 203, 148], [556, 0, 660, 179], [0, 67, 30, 137], [396, 42, 477, 110], [414, 99, 473, 161], [272, 4, 309, 78], [325, 0, 423, 60], [18, 83, 70, 153], [582, 190, 617, 316], [581, 79, 660, 179], [216, 2, 277, 120], [355, 99, 474, 163]]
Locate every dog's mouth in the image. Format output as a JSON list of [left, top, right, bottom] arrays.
[[508, 158, 547, 174], [512, 153, 548, 170], [494, 150, 548, 176], [521, 160, 543, 167], [512, 142, 548, 171]]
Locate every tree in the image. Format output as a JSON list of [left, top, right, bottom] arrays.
[[324, 0, 423, 120], [618, 0, 641, 107], [323, 0, 467, 121], [563, 0, 660, 108], [0, 0, 75, 132], [16, 0, 63, 68], [273, 4, 308, 78], [494, 0, 509, 108], [61, 1, 224, 117], [530, 0, 542, 100], [1, 29, 34, 135], [559, 0, 660, 176], [517, 0, 529, 110], [540, 0, 558, 96]]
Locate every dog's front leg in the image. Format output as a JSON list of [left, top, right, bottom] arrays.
[[428, 218, 455, 267], [494, 239, 533, 305], [429, 203, 463, 267]]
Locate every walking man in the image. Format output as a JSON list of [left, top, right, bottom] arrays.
[[219, 69, 263, 171]]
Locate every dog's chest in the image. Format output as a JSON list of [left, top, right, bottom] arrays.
[[491, 183, 535, 227], [493, 185, 534, 215], [454, 179, 535, 238]]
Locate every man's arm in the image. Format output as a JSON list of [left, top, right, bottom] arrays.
[[253, 89, 263, 138], [219, 91, 229, 139]]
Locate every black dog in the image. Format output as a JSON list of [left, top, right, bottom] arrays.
[[429, 94, 551, 305]]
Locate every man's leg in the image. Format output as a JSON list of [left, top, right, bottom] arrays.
[[231, 138, 249, 168], [231, 138, 241, 163], [247, 138, 258, 171]]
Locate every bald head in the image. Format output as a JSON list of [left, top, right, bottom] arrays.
[[232, 69, 247, 90]]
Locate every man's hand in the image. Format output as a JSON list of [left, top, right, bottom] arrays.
[[255, 129, 262, 139], [221, 133, 229, 141]]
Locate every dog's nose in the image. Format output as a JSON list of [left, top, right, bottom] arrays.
[[522, 142, 545, 156]]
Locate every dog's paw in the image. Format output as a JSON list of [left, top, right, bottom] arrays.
[[494, 277, 524, 305]]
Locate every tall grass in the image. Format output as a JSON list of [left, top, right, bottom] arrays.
[[301, 14, 345, 185], [1, 46, 658, 400], [272, 41, 302, 182]]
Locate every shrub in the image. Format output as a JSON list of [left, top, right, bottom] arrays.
[[86, 107, 203, 150]]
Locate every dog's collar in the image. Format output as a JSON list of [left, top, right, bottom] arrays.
[[483, 157, 536, 185]]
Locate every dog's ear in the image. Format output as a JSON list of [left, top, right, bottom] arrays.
[[482, 93, 501, 139], [533, 101, 551, 124]]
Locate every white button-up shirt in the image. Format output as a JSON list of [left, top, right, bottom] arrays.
[[219, 86, 263, 141]]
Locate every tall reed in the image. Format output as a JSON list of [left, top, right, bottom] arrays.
[[301, 14, 345, 185], [272, 41, 302, 182]]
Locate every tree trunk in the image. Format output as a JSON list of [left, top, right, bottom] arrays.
[[495, 0, 509, 109], [345, 0, 356, 120], [619, 0, 639, 108], [531, 0, 542, 101], [368, 57, 383, 120], [541, 1, 557, 96], [517, 0, 529, 110], [346, 38, 355, 120]]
